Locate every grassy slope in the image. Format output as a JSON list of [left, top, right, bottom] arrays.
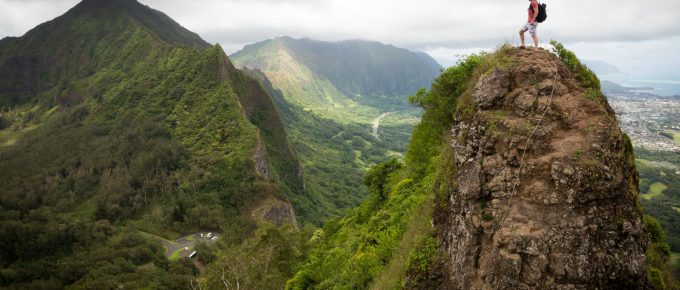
[[642, 182, 670, 200], [286, 162, 436, 289]]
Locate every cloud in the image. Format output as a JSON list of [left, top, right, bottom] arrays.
[[122, 0, 680, 48], [567, 37, 680, 79], [3, 0, 679, 47], [1, 0, 679, 77], [421, 46, 493, 67]]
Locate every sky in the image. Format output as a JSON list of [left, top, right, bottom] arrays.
[[1, 0, 679, 81]]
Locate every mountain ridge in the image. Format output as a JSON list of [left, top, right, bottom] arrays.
[[231, 36, 441, 116], [0, 1, 305, 288], [0, 0, 208, 107]]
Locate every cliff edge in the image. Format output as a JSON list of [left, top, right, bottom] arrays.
[[434, 47, 647, 289]]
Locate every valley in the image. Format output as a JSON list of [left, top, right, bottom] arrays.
[[605, 83, 680, 276], [231, 36, 439, 223]]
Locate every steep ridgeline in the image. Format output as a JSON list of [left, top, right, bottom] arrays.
[[286, 44, 674, 289], [232, 37, 441, 223], [0, 0, 301, 288]]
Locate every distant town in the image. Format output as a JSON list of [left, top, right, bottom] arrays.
[[605, 83, 680, 152]]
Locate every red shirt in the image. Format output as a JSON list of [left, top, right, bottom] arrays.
[[528, 0, 539, 23]]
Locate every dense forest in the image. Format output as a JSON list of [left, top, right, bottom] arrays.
[[637, 149, 680, 255], [0, 0, 302, 288]]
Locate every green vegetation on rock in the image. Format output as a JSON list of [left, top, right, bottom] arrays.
[[550, 40, 600, 91], [646, 215, 678, 289]]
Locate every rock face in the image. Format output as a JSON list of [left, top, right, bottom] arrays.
[[263, 200, 299, 228], [253, 138, 274, 181], [436, 49, 647, 289], [251, 196, 299, 228]]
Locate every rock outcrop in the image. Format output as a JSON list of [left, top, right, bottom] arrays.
[[251, 196, 299, 228], [263, 200, 299, 228], [435, 48, 647, 289], [253, 138, 274, 181]]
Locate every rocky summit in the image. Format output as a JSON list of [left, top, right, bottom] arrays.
[[435, 48, 647, 289]]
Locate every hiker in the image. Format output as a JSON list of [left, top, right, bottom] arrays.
[[520, 0, 540, 49]]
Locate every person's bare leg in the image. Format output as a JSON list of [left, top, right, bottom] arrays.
[[532, 34, 539, 48], [519, 30, 526, 48]]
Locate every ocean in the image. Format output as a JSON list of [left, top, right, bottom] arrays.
[[600, 75, 680, 97]]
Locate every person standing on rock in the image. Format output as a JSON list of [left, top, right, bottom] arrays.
[[520, 0, 540, 49]]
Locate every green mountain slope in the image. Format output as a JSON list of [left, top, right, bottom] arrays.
[[0, 0, 208, 107], [0, 0, 301, 288], [232, 37, 440, 223], [280, 37, 441, 101], [232, 36, 441, 120]]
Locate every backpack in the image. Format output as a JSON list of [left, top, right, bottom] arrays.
[[536, 3, 548, 23]]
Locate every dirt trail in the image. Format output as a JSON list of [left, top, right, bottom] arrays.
[[371, 112, 391, 139]]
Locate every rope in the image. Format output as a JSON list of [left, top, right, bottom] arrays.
[[491, 53, 559, 234]]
